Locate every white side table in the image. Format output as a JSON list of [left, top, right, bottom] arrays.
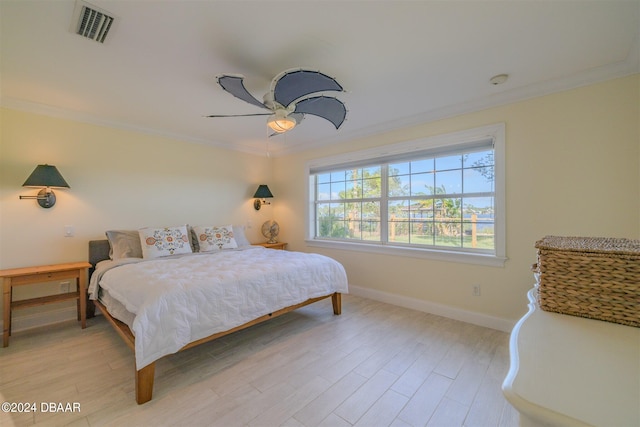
[[502, 289, 640, 427]]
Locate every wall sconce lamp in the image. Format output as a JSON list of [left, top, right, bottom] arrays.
[[253, 185, 273, 210], [19, 164, 70, 208]]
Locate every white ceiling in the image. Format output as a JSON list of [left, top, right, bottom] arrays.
[[1, 1, 638, 157]]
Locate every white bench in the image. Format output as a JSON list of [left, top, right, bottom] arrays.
[[502, 289, 640, 427]]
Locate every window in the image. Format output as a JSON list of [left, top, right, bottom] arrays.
[[306, 124, 506, 266]]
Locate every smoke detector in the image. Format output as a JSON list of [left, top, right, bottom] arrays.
[[70, 0, 116, 43], [489, 74, 509, 85]]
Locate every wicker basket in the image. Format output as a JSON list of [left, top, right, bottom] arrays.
[[533, 236, 640, 327]]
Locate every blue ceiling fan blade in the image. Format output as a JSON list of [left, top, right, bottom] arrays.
[[274, 70, 343, 107], [294, 96, 346, 129], [217, 75, 268, 109]]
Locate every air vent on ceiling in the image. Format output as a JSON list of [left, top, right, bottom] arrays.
[[71, 1, 115, 43]]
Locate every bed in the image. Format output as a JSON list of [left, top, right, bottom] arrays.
[[87, 230, 348, 404]]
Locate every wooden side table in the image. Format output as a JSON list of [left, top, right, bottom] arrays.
[[255, 242, 287, 250], [1, 261, 91, 347]]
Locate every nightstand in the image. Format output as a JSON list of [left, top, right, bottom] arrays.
[[1, 261, 91, 347], [255, 242, 288, 250]]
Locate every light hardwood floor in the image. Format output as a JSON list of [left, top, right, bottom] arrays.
[[0, 295, 518, 427]]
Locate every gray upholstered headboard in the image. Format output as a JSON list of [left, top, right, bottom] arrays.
[[89, 239, 110, 274]]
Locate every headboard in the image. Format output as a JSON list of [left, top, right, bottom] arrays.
[[89, 239, 110, 273], [87, 239, 110, 318]]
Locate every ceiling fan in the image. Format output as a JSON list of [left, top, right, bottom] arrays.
[[206, 68, 347, 135]]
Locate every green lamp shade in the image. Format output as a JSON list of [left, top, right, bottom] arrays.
[[253, 185, 273, 199], [22, 164, 70, 188]]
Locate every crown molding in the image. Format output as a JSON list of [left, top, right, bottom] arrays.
[[272, 52, 639, 157], [2, 50, 638, 159], [0, 97, 268, 157]]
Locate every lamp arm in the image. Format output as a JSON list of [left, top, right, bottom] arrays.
[[19, 188, 57, 208], [19, 194, 50, 200]]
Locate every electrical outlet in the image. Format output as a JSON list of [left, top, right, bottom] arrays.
[[60, 281, 70, 293], [472, 284, 481, 296]]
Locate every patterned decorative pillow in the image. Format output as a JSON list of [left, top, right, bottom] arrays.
[[193, 225, 238, 252], [138, 225, 193, 259]]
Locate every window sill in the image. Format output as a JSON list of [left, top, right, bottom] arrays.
[[305, 239, 507, 267]]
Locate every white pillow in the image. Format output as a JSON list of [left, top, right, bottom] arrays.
[[139, 225, 193, 259], [232, 225, 251, 247], [193, 225, 238, 252], [105, 229, 143, 259]]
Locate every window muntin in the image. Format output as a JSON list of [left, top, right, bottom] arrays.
[[307, 124, 505, 265], [313, 145, 496, 253], [382, 149, 495, 252], [316, 167, 382, 242], [315, 148, 495, 252]]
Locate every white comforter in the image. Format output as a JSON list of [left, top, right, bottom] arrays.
[[89, 247, 348, 369]]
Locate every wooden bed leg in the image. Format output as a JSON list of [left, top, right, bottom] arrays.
[[86, 298, 96, 318], [332, 292, 342, 315], [135, 363, 155, 404]]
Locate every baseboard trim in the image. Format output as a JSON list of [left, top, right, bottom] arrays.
[[9, 289, 513, 333], [348, 285, 514, 332]]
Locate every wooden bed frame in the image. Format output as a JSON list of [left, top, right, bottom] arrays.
[[88, 240, 342, 404]]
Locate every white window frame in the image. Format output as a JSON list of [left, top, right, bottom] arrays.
[[305, 123, 507, 267]]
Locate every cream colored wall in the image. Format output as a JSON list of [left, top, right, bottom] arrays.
[[0, 108, 273, 327], [273, 74, 640, 326], [1, 75, 637, 332]]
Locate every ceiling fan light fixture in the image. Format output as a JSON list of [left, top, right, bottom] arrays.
[[267, 112, 296, 133]]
